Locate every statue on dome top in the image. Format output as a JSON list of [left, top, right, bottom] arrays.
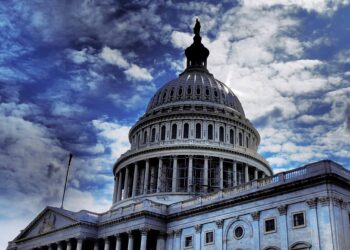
[[193, 18, 201, 36]]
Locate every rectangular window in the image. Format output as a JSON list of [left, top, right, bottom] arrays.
[[293, 212, 306, 228], [185, 235, 193, 248], [205, 231, 214, 244], [264, 218, 276, 233]]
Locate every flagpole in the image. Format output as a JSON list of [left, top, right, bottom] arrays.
[[61, 153, 73, 209]]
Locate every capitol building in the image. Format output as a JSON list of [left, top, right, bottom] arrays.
[[7, 21, 350, 250]]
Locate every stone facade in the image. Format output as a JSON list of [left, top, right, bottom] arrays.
[[7, 21, 350, 250]]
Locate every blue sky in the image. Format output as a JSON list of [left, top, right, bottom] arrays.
[[1, 0, 350, 248]]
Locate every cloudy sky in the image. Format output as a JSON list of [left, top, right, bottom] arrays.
[[1, 0, 350, 247]]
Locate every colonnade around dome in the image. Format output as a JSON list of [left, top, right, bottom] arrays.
[[112, 155, 268, 205]]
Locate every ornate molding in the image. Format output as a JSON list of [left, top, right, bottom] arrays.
[[306, 198, 317, 208], [195, 224, 202, 233], [250, 211, 260, 221], [277, 205, 288, 215], [319, 196, 330, 206], [216, 219, 224, 228], [174, 229, 182, 237]]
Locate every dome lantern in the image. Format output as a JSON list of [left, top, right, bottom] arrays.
[[185, 19, 210, 69]]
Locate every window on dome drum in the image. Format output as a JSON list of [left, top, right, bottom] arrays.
[[151, 128, 156, 142], [293, 211, 306, 228], [143, 131, 147, 144], [196, 123, 201, 139], [183, 123, 189, 139], [187, 86, 192, 95], [178, 87, 183, 96], [239, 132, 243, 146], [171, 124, 177, 139], [246, 137, 249, 148], [196, 86, 201, 95], [205, 231, 214, 244], [264, 218, 276, 233], [219, 126, 224, 142], [161, 125, 166, 141], [208, 124, 213, 140], [230, 129, 234, 144], [205, 87, 210, 96], [185, 235, 193, 248]]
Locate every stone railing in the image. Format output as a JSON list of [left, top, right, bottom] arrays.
[[100, 199, 167, 222], [168, 160, 348, 213]]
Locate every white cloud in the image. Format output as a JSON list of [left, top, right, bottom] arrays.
[[239, 0, 350, 14], [124, 64, 153, 82], [100, 47, 130, 69]]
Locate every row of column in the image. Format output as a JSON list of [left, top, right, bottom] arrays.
[[114, 157, 266, 202], [33, 229, 166, 250]]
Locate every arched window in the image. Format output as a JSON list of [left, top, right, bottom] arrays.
[[183, 123, 189, 139], [230, 129, 234, 144], [196, 123, 201, 139], [143, 131, 147, 144], [161, 125, 166, 141], [171, 124, 177, 139], [239, 132, 243, 146], [246, 137, 249, 148], [219, 126, 224, 142], [151, 128, 156, 142], [208, 124, 213, 140]]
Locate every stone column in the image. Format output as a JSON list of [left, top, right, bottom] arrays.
[[115, 234, 121, 250], [150, 165, 155, 193], [57, 242, 63, 250], [194, 224, 202, 249], [93, 240, 99, 250], [233, 161, 237, 186], [117, 172, 122, 201], [172, 156, 178, 192], [132, 163, 138, 197], [245, 164, 249, 183], [219, 158, 224, 189], [127, 231, 134, 250], [156, 232, 166, 250], [66, 240, 72, 250], [174, 229, 181, 250], [307, 198, 320, 250], [254, 168, 258, 180], [318, 196, 333, 250], [157, 158, 163, 192], [104, 237, 110, 250], [204, 156, 209, 192], [124, 167, 130, 199], [277, 205, 288, 250], [140, 228, 149, 250], [113, 175, 118, 203], [251, 212, 260, 250], [188, 156, 193, 192], [77, 238, 83, 250], [144, 160, 150, 194], [165, 231, 173, 250], [216, 220, 224, 250]]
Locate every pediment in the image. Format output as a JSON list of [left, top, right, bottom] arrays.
[[16, 207, 78, 240]]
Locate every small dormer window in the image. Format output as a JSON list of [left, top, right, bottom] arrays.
[[196, 86, 201, 95], [178, 87, 183, 96], [214, 90, 218, 97], [205, 87, 210, 96]]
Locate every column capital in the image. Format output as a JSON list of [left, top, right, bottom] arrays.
[[66, 239, 72, 245], [194, 224, 202, 233], [127, 230, 134, 236], [306, 198, 317, 208], [104, 236, 110, 242], [251, 211, 260, 221], [115, 233, 121, 238], [277, 205, 288, 215], [140, 227, 150, 235], [216, 219, 224, 228], [319, 196, 330, 206]]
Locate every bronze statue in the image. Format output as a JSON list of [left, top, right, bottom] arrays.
[[194, 18, 201, 36]]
